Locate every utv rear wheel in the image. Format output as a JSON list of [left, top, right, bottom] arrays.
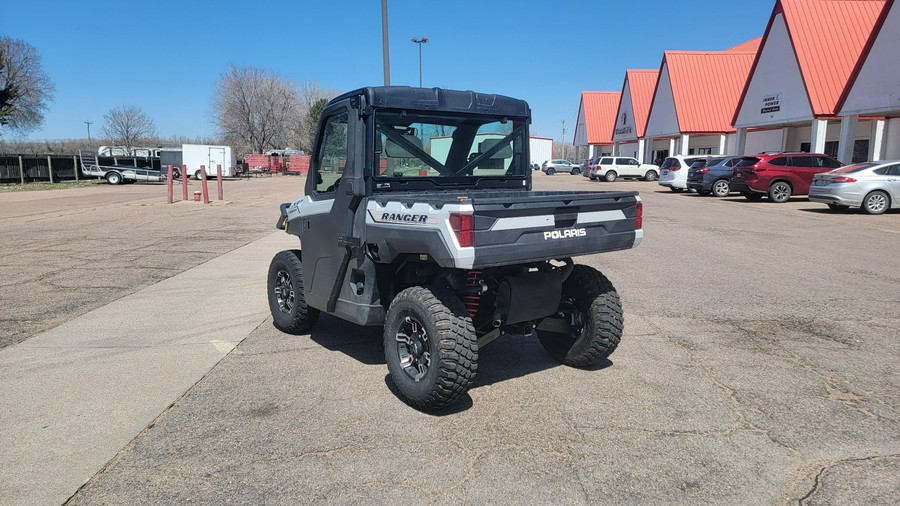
[[768, 181, 792, 203], [267, 250, 319, 334], [384, 286, 477, 409], [538, 265, 623, 367]]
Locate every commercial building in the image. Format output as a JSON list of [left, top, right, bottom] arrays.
[[611, 70, 659, 163], [644, 40, 760, 164], [573, 91, 620, 159], [837, 0, 900, 161], [733, 0, 886, 161]]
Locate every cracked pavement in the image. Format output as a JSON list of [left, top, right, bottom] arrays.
[[3, 175, 898, 504]]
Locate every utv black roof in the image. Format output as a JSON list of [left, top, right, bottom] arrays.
[[329, 86, 531, 118]]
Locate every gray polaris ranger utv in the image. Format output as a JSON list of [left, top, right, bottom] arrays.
[[268, 86, 643, 409]]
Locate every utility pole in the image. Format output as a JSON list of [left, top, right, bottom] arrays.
[[411, 37, 428, 87], [381, 0, 391, 86], [84, 121, 93, 149], [561, 120, 567, 160]]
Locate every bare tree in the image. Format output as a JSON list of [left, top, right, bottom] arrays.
[[102, 106, 157, 149], [0, 36, 55, 135], [211, 65, 305, 154], [296, 80, 339, 151]]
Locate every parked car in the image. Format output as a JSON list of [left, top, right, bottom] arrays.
[[541, 159, 581, 175], [581, 157, 599, 178], [686, 156, 743, 197], [730, 153, 843, 202], [658, 156, 707, 192], [808, 160, 900, 214], [585, 156, 659, 182]]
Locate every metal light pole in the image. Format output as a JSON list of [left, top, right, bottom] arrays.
[[84, 121, 93, 149], [381, 0, 391, 86], [411, 36, 428, 87], [561, 120, 567, 160]]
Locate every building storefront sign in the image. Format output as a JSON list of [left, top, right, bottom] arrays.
[[761, 93, 782, 114]]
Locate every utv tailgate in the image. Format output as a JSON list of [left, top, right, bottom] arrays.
[[365, 190, 642, 269], [470, 191, 641, 267]]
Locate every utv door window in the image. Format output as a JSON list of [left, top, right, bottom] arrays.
[[314, 111, 349, 194]]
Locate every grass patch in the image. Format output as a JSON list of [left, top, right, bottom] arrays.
[[0, 180, 102, 193]]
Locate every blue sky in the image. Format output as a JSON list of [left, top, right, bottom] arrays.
[[3, 0, 773, 145]]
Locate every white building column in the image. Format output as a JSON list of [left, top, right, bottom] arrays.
[[613, 141, 620, 156], [837, 115, 858, 164], [811, 119, 828, 154], [718, 134, 727, 155], [870, 119, 886, 161], [679, 134, 690, 155], [637, 138, 646, 164], [735, 127, 748, 156], [668, 138, 676, 157]]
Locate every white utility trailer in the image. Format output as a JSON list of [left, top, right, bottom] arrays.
[[181, 144, 237, 179], [79, 151, 163, 185]]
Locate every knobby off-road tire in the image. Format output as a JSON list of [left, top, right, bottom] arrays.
[[267, 250, 319, 334], [538, 265, 623, 367], [384, 286, 477, 410]]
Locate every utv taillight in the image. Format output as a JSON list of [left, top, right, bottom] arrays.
[[449, 212, 475, 247], [635, 201, 643, 230]]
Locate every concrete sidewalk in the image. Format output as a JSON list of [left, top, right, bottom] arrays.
[[0, 231, 296, 506]]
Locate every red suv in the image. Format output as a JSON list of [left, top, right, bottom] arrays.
[[730, 153, 843, 202]]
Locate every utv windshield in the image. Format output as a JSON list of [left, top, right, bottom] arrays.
[[374, 110, 528, 187]]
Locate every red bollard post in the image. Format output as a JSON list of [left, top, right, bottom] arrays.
[[167, 165, 174, 204], [200, 165, 210, 204], [216, 164, 223, 201], [181, 164, 188, 201]]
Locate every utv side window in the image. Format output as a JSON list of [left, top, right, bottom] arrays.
[[314, 111, 349, 194]]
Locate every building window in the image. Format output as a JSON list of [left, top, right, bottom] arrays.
[[688, 147, 712, 155], [800, 141, 839, 158], [852, 140, 869, 163]]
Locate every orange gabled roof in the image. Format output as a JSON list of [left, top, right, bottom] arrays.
[[726, 36, 763, 53], [661, 50, 757, 134], [836, 0, 895, 113], [624, 70, 659, 138], [579, 91, 621, 144], [734, 0, 885, 122]]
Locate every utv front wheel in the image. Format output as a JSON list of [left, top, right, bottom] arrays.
[[267, 250, 319, 334], [538, 265, 623, 367], [384, 286, 477, 409]]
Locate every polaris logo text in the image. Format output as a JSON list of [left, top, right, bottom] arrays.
[[544, 229, 587, 240]]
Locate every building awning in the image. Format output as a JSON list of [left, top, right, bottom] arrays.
[[838, 0, 900, 116], [734, 0, 885, 128], [573, 91, 621, 146], [612, 70, 659, 142], [645, 48, 757, 138]]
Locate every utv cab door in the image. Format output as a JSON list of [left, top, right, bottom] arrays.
[[300, 107, 360, 313]]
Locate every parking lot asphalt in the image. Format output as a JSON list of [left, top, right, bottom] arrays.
[[2, 173, 899, 505]]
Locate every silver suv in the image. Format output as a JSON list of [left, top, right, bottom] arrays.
[[541, 159, 581, 175]]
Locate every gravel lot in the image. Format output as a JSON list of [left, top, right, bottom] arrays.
[[4, 173, 898, 504]]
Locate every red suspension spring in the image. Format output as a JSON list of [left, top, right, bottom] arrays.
[[463, 269, 483, 320]]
